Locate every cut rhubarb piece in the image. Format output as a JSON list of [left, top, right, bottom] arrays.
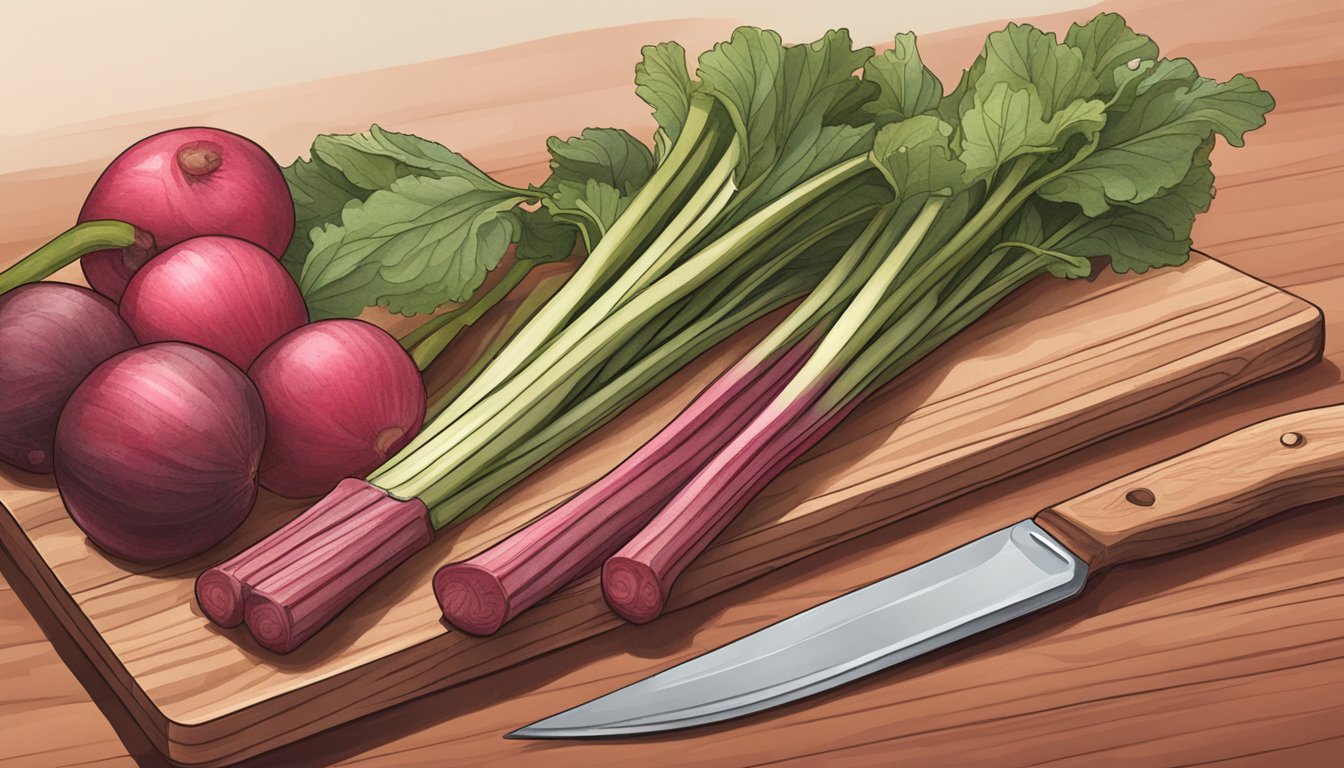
[[233, 479, 432, 653]]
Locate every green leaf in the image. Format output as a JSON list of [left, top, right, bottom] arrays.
[[730, 123, 875, 217], [697, 27, 875, 190], [542, 178, 628, 251], [533, 128, 658, 251], [312, 124, 511, 193], [544, 128, 655, 194], [864, 32, 943, 123], [870, 116, 966, 200], [1103, 58, 1158, 111], [1038, 70, 1270, 214], [1064, 13, 1158, 96], [515, 206, 577, 263], [636, 42, 694, 149], [280, 155, 369, 281], [939, 54, 986, 125], [1060, 138, 1215, 273], [959, 83, 1106, 181], [1175, 74, 1275, 147], [298, 173, 529, 319], [978, 23, 1100, 119]]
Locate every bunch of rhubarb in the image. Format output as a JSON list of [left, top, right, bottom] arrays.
[[437, 15, 1273, 633], [197, 13, 1272, 650]]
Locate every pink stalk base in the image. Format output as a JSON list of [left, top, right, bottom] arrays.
[[434, 337, 817, 636], [196, 479, 385, 627], [604, 387, 863, 624], [238, 479, 432, 653]]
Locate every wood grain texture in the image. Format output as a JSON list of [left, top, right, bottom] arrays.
[[0, 0, 1341, 765], [1037, 404, 1344, 570]]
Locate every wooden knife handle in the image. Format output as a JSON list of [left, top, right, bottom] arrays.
[[1035, 404, 1344, 572]]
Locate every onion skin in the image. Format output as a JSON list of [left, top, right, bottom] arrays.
[[120, 236, 308, 370], [249, 320, 425, 499], [78, 127, 294, 301], [54, 343, 265, 564], [0, 283, 137, 474]]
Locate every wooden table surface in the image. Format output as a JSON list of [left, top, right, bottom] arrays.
[[2, 0, 1342, 765]]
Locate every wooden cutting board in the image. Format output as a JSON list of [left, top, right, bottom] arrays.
[[0, 244, 1322, 765]]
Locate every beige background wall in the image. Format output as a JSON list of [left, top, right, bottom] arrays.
[[2, 0, 1090, 137]]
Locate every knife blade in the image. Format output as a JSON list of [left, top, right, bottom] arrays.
[[510, 403, 1344, 739]]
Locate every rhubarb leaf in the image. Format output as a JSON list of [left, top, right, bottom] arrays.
[[312, 125, 509, 193], [544, 128, 656, 194], [1038, 70, 1271, 214], [636, 41, 694, 155], [939, 54, 986, 125], [865, 33, 943, 123], [1056, 138, 1215, 272], [298, 174, 530, 319], [978, 23, 1099, 118], [543, 178, 628, 251], [697, 27, 875, 191], [538, 128, 657, 250], [1064, 13, 1158, 96], [516, 207, 577, 263], [280, 155, 369, 281], [958, 84, 1106, 181], [871, 116, 966, 200]]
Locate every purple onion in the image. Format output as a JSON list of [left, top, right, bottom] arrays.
[[120, 236, 308, 370], [0, 283, 138, 473], [54, 343, 265, 564], [249, 320, 426, 499]]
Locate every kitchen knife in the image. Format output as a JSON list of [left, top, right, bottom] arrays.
[[510, 403, 1344, 739]]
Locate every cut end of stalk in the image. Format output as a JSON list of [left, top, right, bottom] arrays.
[[235, 479, 433, 653], [434, 563, 510, 636], [177, 141, 223, 177], [602, 556, 665, 624], [244, 593, 292, 652], [195, 568, 246, 627]]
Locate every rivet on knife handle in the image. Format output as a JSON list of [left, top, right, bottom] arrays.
[[1035, 404, 1344, 573]]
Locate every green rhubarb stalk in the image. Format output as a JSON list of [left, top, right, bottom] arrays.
[[429, 200, 884, 522], [405, 168, 877, 512], [375, 154, 872, 497], [429, 266, 821, 524], [771, 198, 946, 408], [401, 258, 538, 370], [419, 95, 727, 431], [424, 269, 571, 419]]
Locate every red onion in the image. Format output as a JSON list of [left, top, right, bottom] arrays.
[[78, 127, 294, 301], [0, 283, 138, 473], [54, 343, 265, 564], [249, 320, 425, 498], [120, 236, 308, 370]]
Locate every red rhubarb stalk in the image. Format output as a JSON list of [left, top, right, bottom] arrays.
[[243, 480, 431, 653], [433, 335, 815, 635], [601, 198, 950, 623], [195, 479, 386, 626], [603, 384, 836, 622], [431, 211, 898, 635], [199, 479, 431, 650]]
